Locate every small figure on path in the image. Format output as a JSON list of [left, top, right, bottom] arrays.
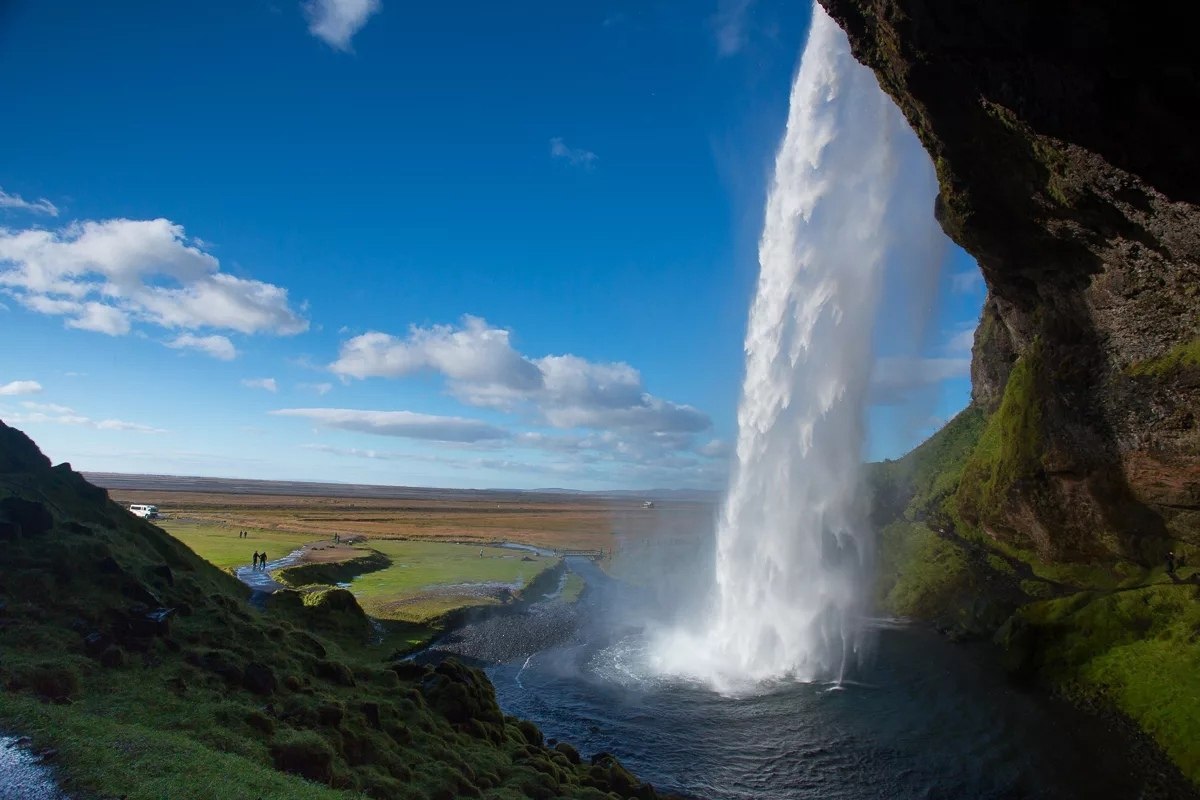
[[479, 548, 484, 558], [1167, 551, 1176, 574], [260, 551, 268, 570]]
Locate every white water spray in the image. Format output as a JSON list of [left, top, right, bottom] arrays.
[[652, 4, 942, 692]]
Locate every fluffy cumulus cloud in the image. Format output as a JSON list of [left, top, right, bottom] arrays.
[[8, 401, 165, 433], [242, 377, 279, 393], [331, 316, 543, 398], [303, 0, 381, 51], [321, 316, 722, 486], [330, 316, 711, 437], [272, 408, 508, 443], [0, 186, 58, 217], [167, 333, 237, 361], [549, 138, 598, 169], [0, 217, 307, 342], [0, 380, 42, 396]]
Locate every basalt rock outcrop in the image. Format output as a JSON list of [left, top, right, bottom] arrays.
[[821, 0, 1200, 561]]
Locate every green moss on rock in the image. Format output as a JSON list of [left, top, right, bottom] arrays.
[[955, 345, 1044, 540], [1126, 336, 1200, 377]]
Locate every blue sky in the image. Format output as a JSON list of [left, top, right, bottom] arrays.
[[0, 0, 984, 490]]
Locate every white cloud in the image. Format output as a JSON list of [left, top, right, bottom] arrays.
[[0, 187, 58, 217], [300, 382, 333, 395], [950, 268, 984, 294], [712, 0, 757, 56], [303, 0, 381, 51], [242, 377, 279, 393], [22, 401, 73, 414], [945, 322, 977, 354], [8, 401, 165, 433], [66, 302, 131, 335], [167, 333, 237, 360], [870, 356, 971, 405], [330, 316, 711, 437], [272, 407, 508, 443], [331, 315, 542, 394], [549, 137, 598, 169], [0, 380, 42, 396], [0, 217, 307, 338]]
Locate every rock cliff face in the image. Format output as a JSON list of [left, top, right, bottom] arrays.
[[821, 0, 1200, 561]]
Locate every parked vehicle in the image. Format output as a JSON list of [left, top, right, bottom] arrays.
[[128, 504, 159, 519]]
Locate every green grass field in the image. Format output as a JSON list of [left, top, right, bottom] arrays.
[[159, 522, 559, 626], [349, 541, 557, 623], [157, 521, 326, 571]]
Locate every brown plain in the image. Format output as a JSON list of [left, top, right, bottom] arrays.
[[107, 489, 714, 554]]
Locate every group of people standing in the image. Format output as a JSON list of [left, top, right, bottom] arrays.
[[251, 551, 269, 570]]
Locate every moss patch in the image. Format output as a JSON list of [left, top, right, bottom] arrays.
[[876, 521, 970, 617], [1016, 584, 1200, 784], [1126, 336, 1200, 377], [955, 345, 1044, 537]]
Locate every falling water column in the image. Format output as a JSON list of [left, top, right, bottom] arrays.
[[654, 2, 942, 692]]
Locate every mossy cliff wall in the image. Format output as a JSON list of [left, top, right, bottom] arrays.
[[833, 2, 1200, 783], [820, 0, 1200, 562]]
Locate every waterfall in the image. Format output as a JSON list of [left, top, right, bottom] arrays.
[[652, 2, 942, 693]]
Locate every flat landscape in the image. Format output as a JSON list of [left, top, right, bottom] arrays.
[[98, 474, 715, 635], [100, 474, 714, 553]]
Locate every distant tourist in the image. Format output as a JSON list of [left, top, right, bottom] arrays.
[[260, 551, 267, 570], [252, 551, 260, 569], [1167, 551, 1177, 574], [479, 548, 484, 558]]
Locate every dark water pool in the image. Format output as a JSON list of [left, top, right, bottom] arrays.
[[422, 561, 1187, 800]]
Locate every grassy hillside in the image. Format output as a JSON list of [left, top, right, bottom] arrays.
[[0, 421, 675, 800], [869, 398, 1200, 787]]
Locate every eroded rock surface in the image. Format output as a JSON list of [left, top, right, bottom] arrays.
[[821, 0, 1200, 559]]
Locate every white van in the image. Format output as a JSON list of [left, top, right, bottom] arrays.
[[129, 504, 160, 519]]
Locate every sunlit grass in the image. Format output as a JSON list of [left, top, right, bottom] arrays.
[[348, 540, 557, 623], [158, 521, 325, 570]]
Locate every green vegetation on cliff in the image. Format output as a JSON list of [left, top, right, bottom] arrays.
[[1005, 580, 1200, 784], [1126, 336, 1200, 377], [0, 421, 672, 800], [876, 521, 969, 618], [870, 405, 986, 523], [870, 363, 1200, 788], [955, 345, 1043, 540]]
